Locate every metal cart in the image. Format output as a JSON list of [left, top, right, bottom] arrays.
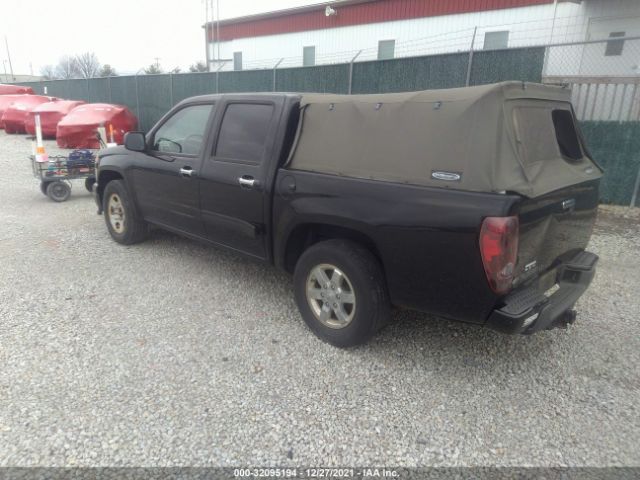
[[31, 154, 96, 202]]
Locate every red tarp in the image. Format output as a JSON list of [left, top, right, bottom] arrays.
[[2, 95, 58, 134], [0, 95, 26, 129], [56, 103, 138, 149], [0, 84, 34, 95], [25, 100, 86, 138]]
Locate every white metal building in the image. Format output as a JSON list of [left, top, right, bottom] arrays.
[[204, 0, 640, 76]]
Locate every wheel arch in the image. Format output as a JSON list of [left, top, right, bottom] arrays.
[[96, 168, 124, 205], [97, 167, 145, 223], [281, 222, 385, 275]]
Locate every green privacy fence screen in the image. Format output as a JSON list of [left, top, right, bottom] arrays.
[[14, 46, 545, 130], [11, 46, 640, 205], [351, 52, 469, 93], [580, 121, 640, 207], [109, 76, 138, 116], [276, 64, 350, 93], [469, 47, 544, 86]]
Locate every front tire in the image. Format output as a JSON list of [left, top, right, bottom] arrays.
[[293, 239, 391, 347], [103, 180, 148, 245]]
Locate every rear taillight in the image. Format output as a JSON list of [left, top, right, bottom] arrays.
[[479, 216, 519, 295]]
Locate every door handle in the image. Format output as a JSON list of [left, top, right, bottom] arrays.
[[238, 176, 257, 189], [180, 167, 195, 178]]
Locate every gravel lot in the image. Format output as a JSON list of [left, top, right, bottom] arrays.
[[0, 129, 639, 468]]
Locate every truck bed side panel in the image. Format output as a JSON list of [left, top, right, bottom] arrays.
[[273, 171, 519, 324]]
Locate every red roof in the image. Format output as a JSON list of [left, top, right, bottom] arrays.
[[207, 0, 553, 41]]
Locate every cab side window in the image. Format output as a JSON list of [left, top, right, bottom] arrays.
[[152, 104, 214, 155], [215, 103, 274, 164]]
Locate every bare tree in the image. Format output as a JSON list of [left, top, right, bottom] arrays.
[[40, 65, 58, 80], [55, 55, 80, 79], [99, 64, 118, 77], [170, 66, 181, 74], [75, 52, 101, 78], [189, 61, 208, 73]]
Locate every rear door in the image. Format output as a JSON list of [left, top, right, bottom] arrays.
[[198, 97, 282, 259], [130, 102, 215, 236], [509, 102, 600, 287]]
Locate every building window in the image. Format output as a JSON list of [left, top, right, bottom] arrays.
[[233, 52, 243, 71], [605, 32, 625, 56], [377, 40, 395, 60], [303, 46, 316, 67], [484, 31, 509, 50]]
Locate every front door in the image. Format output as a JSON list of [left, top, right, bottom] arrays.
[[199, 100, 280, 259], [130, 103, 215, 236]]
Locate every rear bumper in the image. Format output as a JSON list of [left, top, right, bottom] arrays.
[[487, 250, 598, 334]]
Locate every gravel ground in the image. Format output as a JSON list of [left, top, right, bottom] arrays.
[[0, 129, 639, 468]]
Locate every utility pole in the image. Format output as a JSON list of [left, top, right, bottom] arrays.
[[204, 0, 210, 71], [154, 57, 161, 70], [4, 36, 15, 81], [216, 0, 221, 63]]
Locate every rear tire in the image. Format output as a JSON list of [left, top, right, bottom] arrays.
[[103, 180, 148, 245], [46, 181, 71, 202], [293, 239, 391, 347]]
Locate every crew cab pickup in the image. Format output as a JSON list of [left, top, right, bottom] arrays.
[[94, 82, 602, 347]]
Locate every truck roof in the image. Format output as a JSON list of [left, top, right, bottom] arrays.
[[180, 92, 302, 104]]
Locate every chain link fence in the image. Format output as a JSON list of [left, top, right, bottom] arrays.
[[13, 34, 640, 206]]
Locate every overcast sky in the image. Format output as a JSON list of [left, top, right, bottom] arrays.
[[0, 0, 319, 75]]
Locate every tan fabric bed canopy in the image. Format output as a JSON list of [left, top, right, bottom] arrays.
[[287, 82, 602, 198]]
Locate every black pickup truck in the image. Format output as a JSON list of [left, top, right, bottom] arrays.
[[94, 82, 602, 347]]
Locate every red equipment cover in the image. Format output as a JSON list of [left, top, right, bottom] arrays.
[[0, 95, 25, 129], [1, 95, 58, 134], [56, 103, 138, 149], [25, 100, 86, 138], [0, 84, 34, 95]]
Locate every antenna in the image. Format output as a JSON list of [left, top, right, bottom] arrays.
[[325, 5, 337, 17]]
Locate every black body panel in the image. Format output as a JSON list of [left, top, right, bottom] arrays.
[[488, 250, 598, 333], [272, 170, 519, 324]]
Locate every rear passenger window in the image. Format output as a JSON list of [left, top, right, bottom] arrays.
[[215, 103, 274, 164]]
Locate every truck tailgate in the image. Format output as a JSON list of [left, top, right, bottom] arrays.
[[513, 180, 599, 288]]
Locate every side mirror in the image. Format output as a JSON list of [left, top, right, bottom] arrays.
[[124, 131, 146, 152]]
